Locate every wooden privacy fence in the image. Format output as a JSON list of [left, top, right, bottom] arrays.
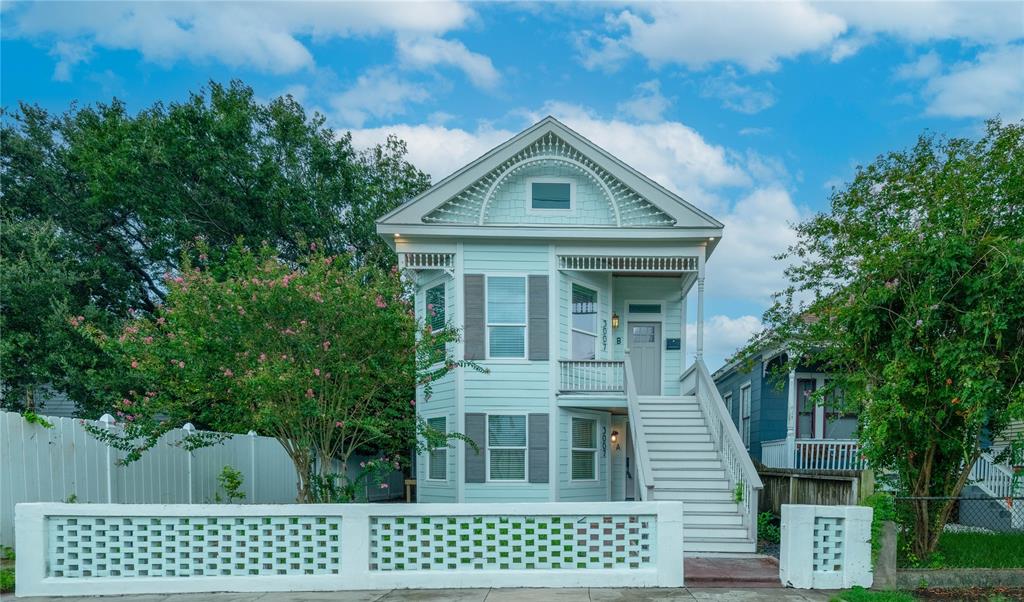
[[757, 466, 874, 515], [0, 411, 402, 546]]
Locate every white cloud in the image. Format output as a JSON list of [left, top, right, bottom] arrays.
[[49, 40, 91, 81], [686, 314, 764, 370], [580, 2, 846, 72], [830, 1, 1024, 46], [921, 44, 1024, 120], [396, 36, 500, 90], [349, 123, 516, 181], [894, 51, 943, 80], [738, 127, 772, 137], [331, 68, 431, 127], [616, 80, 672, 122], [706, 187, 801, 305], [700, 68, 776, 114], [7, 1, 476, 76]]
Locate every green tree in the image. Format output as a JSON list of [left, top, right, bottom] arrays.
[[78, 242, 478, 502], [745, 120, 1024, 558], [1, 80, 430, 414]]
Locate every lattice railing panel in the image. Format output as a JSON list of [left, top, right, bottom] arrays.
[[812, 517, 845, 572], [369, 513, 655, 571], [48, 515, 342, 578]]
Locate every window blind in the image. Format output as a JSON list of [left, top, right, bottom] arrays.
[[427, 417, 447, 480]]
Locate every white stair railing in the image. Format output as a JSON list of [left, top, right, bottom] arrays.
[[971, 450, 1019, 499], [625, 353, 655, 501], [686, 359, 764, 541]]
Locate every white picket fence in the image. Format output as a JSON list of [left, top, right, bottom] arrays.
[[15, 501, 684, 596], [0, 411, 402, 547]]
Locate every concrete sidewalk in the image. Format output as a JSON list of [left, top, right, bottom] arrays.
[[12, 588, 837, 602]]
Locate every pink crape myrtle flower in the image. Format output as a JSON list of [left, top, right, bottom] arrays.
[[305, 388, 315, 398], [375, 295, 387, 308]]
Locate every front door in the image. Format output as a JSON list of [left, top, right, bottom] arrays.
[[629, 322, 661, 395]]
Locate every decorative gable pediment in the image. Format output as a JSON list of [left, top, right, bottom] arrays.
[[424, 132, 674, 227], [377, 117, 724, 233]]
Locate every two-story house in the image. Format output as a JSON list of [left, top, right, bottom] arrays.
[[376, 117, 762, 554]]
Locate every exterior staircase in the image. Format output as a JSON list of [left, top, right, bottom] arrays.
[[638, 394, 757, 554]]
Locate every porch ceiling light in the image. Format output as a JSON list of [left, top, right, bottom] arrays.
[[611, 313, 620, 329]]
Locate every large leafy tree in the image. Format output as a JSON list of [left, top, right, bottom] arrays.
[[1, 81, 430, 415], [79, 242, 477, 502], [747, 120, 1024, 558]]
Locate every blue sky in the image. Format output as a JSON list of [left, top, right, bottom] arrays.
[[3, 1, 1022, 368]]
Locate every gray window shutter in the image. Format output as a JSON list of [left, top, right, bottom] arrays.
[[527, 275, 548, 361], [464, 413, 486, 483], [528, 413, 549, 483], [464, 275, 485, 360]]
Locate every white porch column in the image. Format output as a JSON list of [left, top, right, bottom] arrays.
[[786, 367, 797, 469], [680, 276, 688, 368], [696, 248, 705, 363]]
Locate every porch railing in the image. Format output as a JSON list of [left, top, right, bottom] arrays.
[[558, 360, 625, 393], [687, 360, 763, 542], [761, 438, 866, 471], [760, 439, 788, 468]]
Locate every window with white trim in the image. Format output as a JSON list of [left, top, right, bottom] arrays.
[[571, 416, 597, 480], [740, 384, 752, 448], [571, 283, 597, 360], [487, 276, 527, 358], [487, 414, 527, 480], [723, 392, 734, 420], [426, 416, 447, 481], [426, 282, 446, 361]]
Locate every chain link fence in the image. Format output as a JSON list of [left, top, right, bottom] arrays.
[[894, 496, 1024, 533]]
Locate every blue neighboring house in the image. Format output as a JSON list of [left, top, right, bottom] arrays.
[[713, 349, 861, 471], [376, 117, 763, 553]]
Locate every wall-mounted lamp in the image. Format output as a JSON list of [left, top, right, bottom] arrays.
[[611, 313, 620, 329], [610, 430, 619, 444]]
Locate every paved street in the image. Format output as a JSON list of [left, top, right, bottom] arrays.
[[13, 588, 837, 602]]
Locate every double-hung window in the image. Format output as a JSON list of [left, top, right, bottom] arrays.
[[426, 416, 447, 481], [426, 283, 446, 362], [487, 414, 527, 480], [740, 384, 752, 448], [723, 392, 734, 421], [487, 276, 527, 358], [571, 284, 597, 360], [571, 416, 597, 480]]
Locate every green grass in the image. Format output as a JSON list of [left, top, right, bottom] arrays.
[[830, 587, 917, 602], [931, 532, 1024, 568]]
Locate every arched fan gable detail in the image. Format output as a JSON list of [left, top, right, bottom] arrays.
[[422, 132, 675, 227]]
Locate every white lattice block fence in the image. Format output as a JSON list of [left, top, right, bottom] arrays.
[[16, 501, 684, 596], [779, 504, 873, 589]]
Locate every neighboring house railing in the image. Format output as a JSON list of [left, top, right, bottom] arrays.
[[15, 501, 685, 596], [760, 438, 866, 471], [624, 353, 655, 501], [558, 360, 625, 393], [687, 360, 763, 542], [971, 450, 1020, 499]]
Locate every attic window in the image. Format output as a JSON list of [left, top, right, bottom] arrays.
[[531, 181, 572, 210]]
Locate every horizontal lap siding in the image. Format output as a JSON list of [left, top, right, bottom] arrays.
[[463, 243, 550, 273], [558, 409, 611, 502], [464, 363, 550, 409], [463, 482, 550, 502]]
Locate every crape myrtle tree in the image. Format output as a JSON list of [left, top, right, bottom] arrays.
[[743, 120, 1024, 558], [0, 80, 430, 416], [78, 241, 480, 502]]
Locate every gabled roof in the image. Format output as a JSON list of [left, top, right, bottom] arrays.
[[376, 116, 724, 233]]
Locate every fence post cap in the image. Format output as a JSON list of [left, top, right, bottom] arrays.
[[182, 422, 196, 433], [247, 430, 257, 436], [98, 413, 116, 425]]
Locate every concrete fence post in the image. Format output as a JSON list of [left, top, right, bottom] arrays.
[[780, 504, 873, 589], [873, 520, 898, 589], [247, 430, 257, 502], [183, 422, 196, 504], [99, 414, 115, 503]]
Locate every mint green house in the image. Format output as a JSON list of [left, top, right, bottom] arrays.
[[377, 117, 762, 554]]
